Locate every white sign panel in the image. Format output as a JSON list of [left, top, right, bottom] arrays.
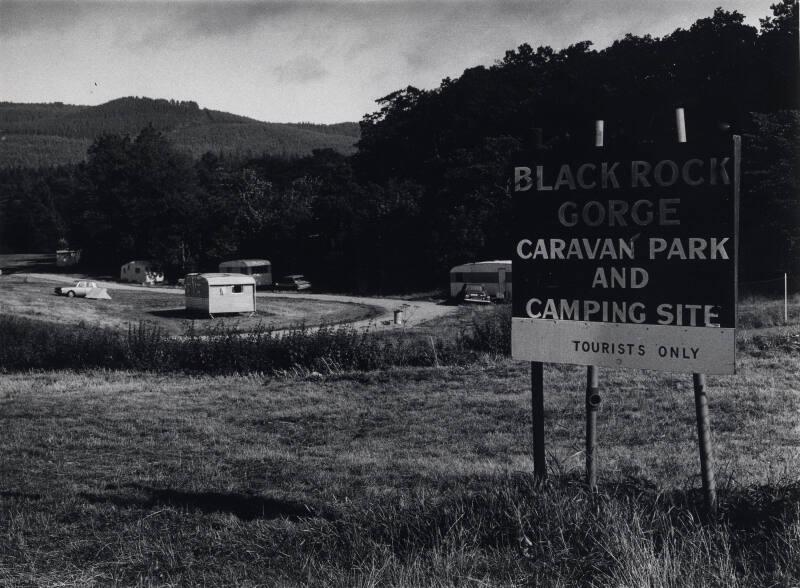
[[512, 319, 735, 374]]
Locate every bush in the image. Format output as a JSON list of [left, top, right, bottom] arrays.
[[458, 305, 512, 355], [0, 315, 481, 375], [737, 328, 800, 356], [0, 314, 126, 370], [0, 306, 521, 375], [738, 298, 797, 329]]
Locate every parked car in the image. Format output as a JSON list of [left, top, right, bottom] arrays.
[[463, 284, 493, 304], [273, 274, 311, 291], [54, 280, 98, 297]]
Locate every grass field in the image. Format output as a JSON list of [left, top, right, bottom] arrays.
[[0, 262, 798, 585], [738, 293, 800, 330], [0, 316, 798, 585], [0, 275, 381, 335]]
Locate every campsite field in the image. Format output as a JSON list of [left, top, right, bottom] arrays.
[[0, 302, 798, 585], [0, 274, 382, 335]]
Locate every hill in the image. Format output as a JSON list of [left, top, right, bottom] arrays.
[[0, 97, 360, 167]]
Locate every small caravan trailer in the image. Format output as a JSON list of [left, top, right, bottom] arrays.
[[449, 260, 512, 300], [218, 259, 272, 288], [120, 260, 164, 284], [56, 249, 81, 267], [185, 273, 256, 317]]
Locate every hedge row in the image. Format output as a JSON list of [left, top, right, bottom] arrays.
[[0, 307, 512, 374]]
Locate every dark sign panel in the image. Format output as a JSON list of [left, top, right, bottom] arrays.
[[511, 137, 739, 374]]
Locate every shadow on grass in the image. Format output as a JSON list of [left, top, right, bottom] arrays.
[[147, 308, 196, 319], [560, 471, 800, 531], [147, 308, 279, 321], [80, 485, 323, 521], [723, 480, 800, 533], [0, 490, 42, 500]]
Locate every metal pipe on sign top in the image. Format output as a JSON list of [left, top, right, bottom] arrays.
[[693, 373, 718, 514], [594, 120, 604, 148], [586, 367, 601, 491], [676, 108, 687, 143], [531, 361, 546, 480]]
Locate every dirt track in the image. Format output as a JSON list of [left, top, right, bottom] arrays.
[[20, 273, 457, 331]]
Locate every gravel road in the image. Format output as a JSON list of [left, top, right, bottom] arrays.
[[21, 273, 457, 331]]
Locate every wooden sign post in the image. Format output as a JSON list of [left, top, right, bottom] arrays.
[[585, 119, 605, 492], [693, 373, 717, 512], [585, 365, 601, 490], [678, 108, 719, 514], [512, 110, 739, 511], [531, 361, 546, 480]]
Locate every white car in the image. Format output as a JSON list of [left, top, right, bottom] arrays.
[[273, 274, 312, 291], [54, 280, 98, 297]]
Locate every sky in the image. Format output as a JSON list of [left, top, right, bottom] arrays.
[[0, 0, 779, 124]]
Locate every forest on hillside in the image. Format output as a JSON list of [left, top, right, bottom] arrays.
[[0, 2, 797, 293], [0, 98, 359, 167]]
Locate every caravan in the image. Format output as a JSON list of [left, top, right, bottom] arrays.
[[218, 259, 272, 288], [120, 260, 164, 284], [184, 273, 256, 317], [449, 260, 512, 301]]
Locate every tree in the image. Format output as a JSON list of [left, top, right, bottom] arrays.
[[741, 111, 800, 280], [0, 175, 63, 252], [78, 126, 200, 274], [758, 0, 799, 110]]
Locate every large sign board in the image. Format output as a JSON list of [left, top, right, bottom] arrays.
[[511, 137, 740, 374]]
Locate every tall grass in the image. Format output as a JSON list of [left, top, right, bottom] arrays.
[[460, 304, 512, 355], [284, 474, 799, 586], [737, 293, 799, 329], [0, 313, 499, 374], [736, 327, 800, 356], [0, 314, 127, 370], [3, 303, 796, 375], [2, 464, 796, 585]]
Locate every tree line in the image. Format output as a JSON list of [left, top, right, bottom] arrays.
[[0, 97, 359, 168], [0, 3, 797, 293]]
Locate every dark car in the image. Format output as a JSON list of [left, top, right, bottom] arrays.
[[463, 284, 492, 304], [273, 274, 311, 291]]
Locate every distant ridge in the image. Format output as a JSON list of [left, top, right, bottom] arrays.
[[0, 97, 360, 167]]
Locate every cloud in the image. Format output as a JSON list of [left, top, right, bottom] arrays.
[[0, 0, 90, 37], [1, 0, 778, 124], [180, 1, 298, 37], [273, 54, 328, 83]]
